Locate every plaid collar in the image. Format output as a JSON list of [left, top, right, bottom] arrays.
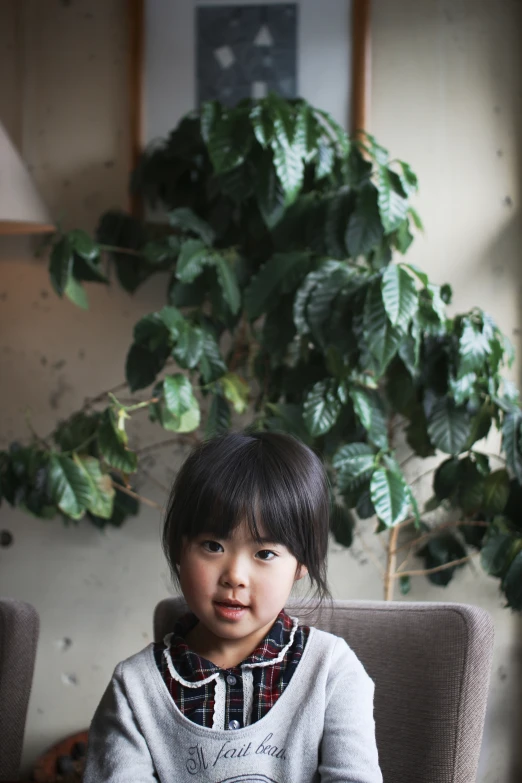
[[163, 609, 298, 684]]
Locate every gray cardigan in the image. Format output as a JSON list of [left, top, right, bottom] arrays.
[[84, 626, 382, 783]]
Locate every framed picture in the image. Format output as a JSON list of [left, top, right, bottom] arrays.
[[128, 0, 370, 195]]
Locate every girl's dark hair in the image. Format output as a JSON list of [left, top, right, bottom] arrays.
[[162, 430, 331, 604]]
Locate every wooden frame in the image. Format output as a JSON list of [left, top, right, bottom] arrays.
[[127, 0, 371, 214]]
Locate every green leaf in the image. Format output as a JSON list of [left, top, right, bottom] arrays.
[[293, 262, 333, 336], [330, 503, 355, 547], [253, 147, 286, 228], [427, 399, 471, 455], [419, 533, 467, 586], [370, 468, 410, 527], [173, 322, 204, 369], [325, 188, 354, 258], [307, 264, 353, 346], [481, 534, 514, 577], [97, 410, 138, 474], [72, 455, 115, 519], [68, 229, 99, 261], [214, 254, 241, 315], [434, 458, 462, 500], [158, 306, 185, 340], [206, 394, 231, 437], [399, 575, 411, 595], [206, 110, 252, 173], [164, 374, 196, 419], [482, 469, 510, 514], [245, 253, 308, 320], [250, 103, 274, 147], [404, 264, 429, 287], [349, 387, 388, 449], [381, 264, 418, 332], [397, 161, 419, 195], [49, 237, 74, 296], [376, 166, 409, 234], [270, 136, 304, 206], [408, 206, 424, 231], [303, 380, 342, 437], [332, 443, 376, 492], [264, 403, 311, 444], [504, 551, 522, 609], [125, 343, 168, 393], [363, 283, 401, 374], [48, 454, 91, 520], [345, 184, 383, 257], [176, 239, 213, 283], [142, 238, 178, 265], [169, 207, 216, 245], [221, 373, 250, 414], [63, 274, 89, 309], [199, 330, 227, 384], [502, 411, 522, 483], [459, 320, 491, 374]]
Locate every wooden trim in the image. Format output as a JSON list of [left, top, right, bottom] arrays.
[[128, 0, 144, 217], [351, 0, 372, 134]]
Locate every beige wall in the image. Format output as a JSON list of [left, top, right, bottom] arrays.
[[0, 1, 521, 780]]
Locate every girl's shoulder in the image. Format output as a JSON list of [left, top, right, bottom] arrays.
[[306, 626, 372, 679], [110, 643, 158, 685]]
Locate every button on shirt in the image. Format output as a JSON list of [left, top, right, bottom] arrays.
[[153, 610, 309, 730]]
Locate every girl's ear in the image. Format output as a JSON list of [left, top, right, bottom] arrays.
[[294, 563, 308, 581]]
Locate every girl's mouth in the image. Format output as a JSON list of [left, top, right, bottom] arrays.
[[213, 602, 249, 620]]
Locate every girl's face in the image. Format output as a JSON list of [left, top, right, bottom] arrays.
[[178, 521, 307, 663]]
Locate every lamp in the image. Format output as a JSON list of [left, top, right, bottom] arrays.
[[0, 121, 55, 235]]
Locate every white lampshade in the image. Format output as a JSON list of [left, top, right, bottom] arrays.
[[0, 122, 55, 235]]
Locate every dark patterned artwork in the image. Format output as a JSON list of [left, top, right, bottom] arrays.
[[196, 3, 298, 106]]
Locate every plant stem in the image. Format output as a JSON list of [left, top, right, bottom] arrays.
[[393, 552, 479, 578], [111, 481, 162, 510], [384, 524, 399, 601], [393, 519, 488, 556], [99, 244, 144, 258], [82, 381, 129, 410]]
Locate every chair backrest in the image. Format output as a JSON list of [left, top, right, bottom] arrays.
[[0, 599, 39, 781], [154, 597, 494, 783]]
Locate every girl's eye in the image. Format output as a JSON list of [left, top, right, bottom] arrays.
[[256, 549, 277, 561], [202, 540, 223, 553]]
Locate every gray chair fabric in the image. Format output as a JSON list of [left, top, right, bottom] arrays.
[[154, 597, 494, 783], [0, 599, 39, 781]]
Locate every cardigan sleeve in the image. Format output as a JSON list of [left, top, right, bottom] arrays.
[[318, 637, 383, 783], [83, 664, 159, 783]]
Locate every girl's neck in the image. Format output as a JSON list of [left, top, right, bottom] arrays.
[[184, 618, 275, 669]]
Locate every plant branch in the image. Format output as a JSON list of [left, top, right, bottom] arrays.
[[393, 552, 479, 578], [100, 244, 144, 258], [393, 519, 488, 556], [111, 481, 162, 510], [384, 525, 399, 601]]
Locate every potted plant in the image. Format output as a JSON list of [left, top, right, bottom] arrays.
[[2, 94, 521, 607]]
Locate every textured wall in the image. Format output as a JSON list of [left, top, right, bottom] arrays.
[[0, 1, 521, 780]]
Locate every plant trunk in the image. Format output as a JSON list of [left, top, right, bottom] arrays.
[[384, 525, 399, 601]]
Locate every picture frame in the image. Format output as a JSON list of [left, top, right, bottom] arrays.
[[127, 0, 371, 214]]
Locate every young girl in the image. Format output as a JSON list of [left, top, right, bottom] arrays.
[[84, 431, 382, 782]]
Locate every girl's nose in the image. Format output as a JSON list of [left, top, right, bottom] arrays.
[[220, 558, 248, 588]]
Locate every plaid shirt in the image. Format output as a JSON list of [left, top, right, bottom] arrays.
[[153, 610, 309, 730]]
